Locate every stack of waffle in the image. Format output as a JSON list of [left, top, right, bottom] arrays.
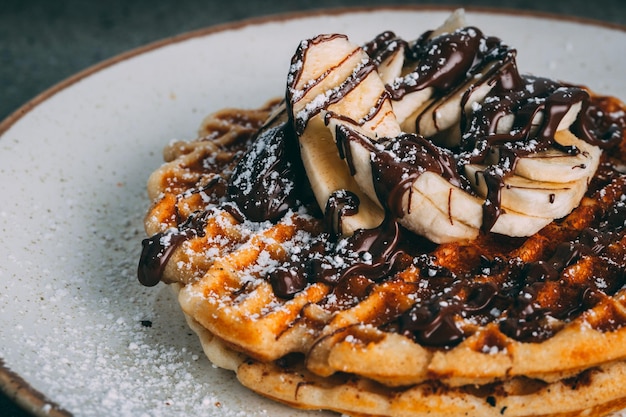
[[138, 11, 626, 417]]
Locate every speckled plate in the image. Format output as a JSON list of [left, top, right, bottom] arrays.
[[1, 6, 625, 417]]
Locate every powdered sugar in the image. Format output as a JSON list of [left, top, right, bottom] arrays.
[[0, 135, 328, 417], [0, 199, 328, 417]]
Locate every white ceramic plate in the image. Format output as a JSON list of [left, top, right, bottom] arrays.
[[1, 6, 625, 417]]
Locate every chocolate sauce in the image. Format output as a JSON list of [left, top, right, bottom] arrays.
[[324, 189, 360, 239], [137, 210, 210, 287], [574, 95, 625, 150], [269, 213, 409, 298], [499, 198, 626, 341], [387, 27, 514, 100], [138, 117, 310, 286], [399, 281, 498, 347], [458, 77, 592, 231], [362, 31, 408, 68], [268, 266, 309, 299], [227, 120, 305, 222], [333, 124, 463, 218], [397, 192, 625, 346], [139, 26, 626, 349]]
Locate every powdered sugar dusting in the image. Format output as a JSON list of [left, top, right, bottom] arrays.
[[1, 204, 330, 417], [0, 140, 329, 417]]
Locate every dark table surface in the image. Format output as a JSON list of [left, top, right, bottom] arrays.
[[1, 0, 624, 416]]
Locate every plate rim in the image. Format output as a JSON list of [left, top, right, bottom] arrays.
[[0, 4, 624, 416]]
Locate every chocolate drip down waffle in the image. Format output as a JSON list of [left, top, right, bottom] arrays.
[[138, 10, 626, 417]]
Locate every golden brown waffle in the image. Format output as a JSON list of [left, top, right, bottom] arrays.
[[138, 92, 626, 416], [137, 19, 626, 417]]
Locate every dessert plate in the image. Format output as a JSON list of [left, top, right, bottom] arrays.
[[0, 6, 624, 417]]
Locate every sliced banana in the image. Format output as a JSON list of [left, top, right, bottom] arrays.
[[486, 129, 603, 184], [297, 118, 384, 235], [464, 164, 589, 219], [408, 168, 556, 237], [363, 32, 406, 85], [287, 34, 397, 236], [288, 34, 365, 132], [404, 60, 503, 141], [286, 14, 602, 243], [386, 10, 468, 127], [489, 92, 583, 141], [386, 8, 476, 131], [327, 119, 480, 242], [328, 117, 555, 241], [404, 187, 481, 243]]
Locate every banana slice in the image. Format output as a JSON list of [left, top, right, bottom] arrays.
[[298, 120, 384, 236], [287, 34, 398, 236], [464, 164, 589, 219], [405, 187, 481, 243], [463, 80, 602, 183], [386, 10, 468, 126], [403, 59, 504, 141], [407, 165, 556, 237], [486, 129, 603, 183], [328, 119, 480, 242], [363, 32, 406, 85], [488, 89, 583, 141], [390, 13, 511, 135], [288, 34, 364, 133]]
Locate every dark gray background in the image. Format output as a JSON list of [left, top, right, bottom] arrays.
[[0, 0, 624, 416]]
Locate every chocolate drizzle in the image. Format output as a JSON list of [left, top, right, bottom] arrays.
[[574, 95, 626, 150], [362, 31, 408, 68], [460, 77, 589, 154], [324, 189, 360, 240], [387, 27, 514, 100], [399, 280, 498, 347], [500, 202, 626, 341], [137, 115, 310, 286], [458, 76, 594, 231], [269, 212, 408, 299], [334, 124, 463, 218], [139, 25, 626, 349], [137, 210, 210, 287], [227, 120, 305, 222]]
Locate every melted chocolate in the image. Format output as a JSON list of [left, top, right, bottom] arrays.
[[499, 198, 626, 341], [362, 31, 408, 68], [269, 213, 408, 299], [334, 124, 463, 218], [574, 95, 626, 150], [324, 189, 360, 240], [139, 26, 626, 349], [227, 120, 305, 222], [137, 210, 210, 287], [388, 27, 515, 100], [138, 118, 311, 286], [399, 281, 498, 347], [458, 77, 593, 231]]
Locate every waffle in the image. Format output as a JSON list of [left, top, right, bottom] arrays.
[[138, 13, 626, 417]]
